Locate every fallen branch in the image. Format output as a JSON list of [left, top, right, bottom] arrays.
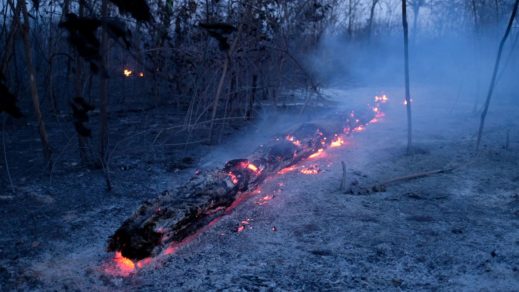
[[345, 166, 457, 195]]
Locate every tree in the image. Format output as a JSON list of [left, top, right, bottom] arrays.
[[476, 0, 519, 151], [20, 0, 53, 163], [402, 0, 413, 154]]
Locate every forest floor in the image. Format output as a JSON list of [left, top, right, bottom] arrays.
[[1, 86, 518, 291]]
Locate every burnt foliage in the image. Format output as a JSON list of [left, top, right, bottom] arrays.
[[108, 0, 152, 22], [199, 22, 237, 51], [0, 74, 22, 119], [59, 13, 133, 74]]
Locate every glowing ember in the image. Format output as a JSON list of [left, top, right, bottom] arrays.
[[105, 251, 136, 276], [228, 172, 239, 184], [256, 194, 274, 205], [330, 136, 345, 148], [308, 149, 324, 159], [138, 72, 144, 77], [278, 165, 297, 174], [353, 125, 365, 133], [374, 94, 389, 103], [247, 163, 259, 172], [136, 257, 152, 268], [237, 219, 251, 233], [286, 135, 301, 146], [163, 246, 177, 255], [300, 165, 320, 175], [123, 69, 133, 77]]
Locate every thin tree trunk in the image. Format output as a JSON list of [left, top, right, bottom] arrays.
[[367, 0, 379, 38], [99, 0, 112, 191], [476, 0, 519, 151], [402, 0, 413, 154], [75, 0, 89, 164], [1, 0, 21, 76], [208, 26, 241, 144], [20, 0, 52, 162]]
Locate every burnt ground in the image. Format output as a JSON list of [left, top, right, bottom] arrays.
[[1, 86, 519, 291]]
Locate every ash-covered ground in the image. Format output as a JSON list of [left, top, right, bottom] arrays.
[[1, 86, 519, 291]]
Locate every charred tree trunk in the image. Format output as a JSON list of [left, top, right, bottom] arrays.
[[402, 0, 413, 154], [108, 99, 386, 261], [75, 0, 89, 164], [476, 0, 519, 151], [99, 0, 112, 191], [20, 0, 52, 163]]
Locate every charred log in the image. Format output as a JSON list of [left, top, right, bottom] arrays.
[[108, 101, 385, 261]]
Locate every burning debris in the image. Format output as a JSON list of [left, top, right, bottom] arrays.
[[106, 95, 388, 269], [300, 164, 321, 175]]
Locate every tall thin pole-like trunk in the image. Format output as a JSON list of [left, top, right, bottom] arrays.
[[402, 0, 413, 154], [367, 0, 379, 38], [99, 0, 112, 191], [20, 0, 52, 162], [208, 26, 241, 144], [99, 0, 109, 161], [75, 0, 89, 164], [476, 0, 519, 151]]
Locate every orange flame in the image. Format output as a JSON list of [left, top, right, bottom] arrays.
[[375, 94, 388, 103], [330, 136, 345, 148], [278, 166, 297, 174], [308, 149, 324, 159], [247, 163, 259, 172], [300, 165, 320, 175], [286, 135, 301, 147], [104, 251, 135, 276], [123, 69, 133, 77], [353, 125, 365, 133], [228, 172, 239, 184]]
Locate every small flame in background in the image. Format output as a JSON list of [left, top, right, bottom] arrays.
[[123, 68, 145, 78], [123, 68, 133, 77], [105, 94, 389, 277]]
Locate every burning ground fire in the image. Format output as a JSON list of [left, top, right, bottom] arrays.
[[105, 94, 389, 276]]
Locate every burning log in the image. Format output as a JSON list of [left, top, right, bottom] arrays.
[[108, 96, 388, 261]]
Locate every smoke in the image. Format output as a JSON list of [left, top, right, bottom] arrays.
[[308, 24, 519, 106]]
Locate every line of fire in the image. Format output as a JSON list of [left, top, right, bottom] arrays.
[[104, 95, 388, 276]]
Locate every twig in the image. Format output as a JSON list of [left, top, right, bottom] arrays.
[[374, 167, 455, 188]]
